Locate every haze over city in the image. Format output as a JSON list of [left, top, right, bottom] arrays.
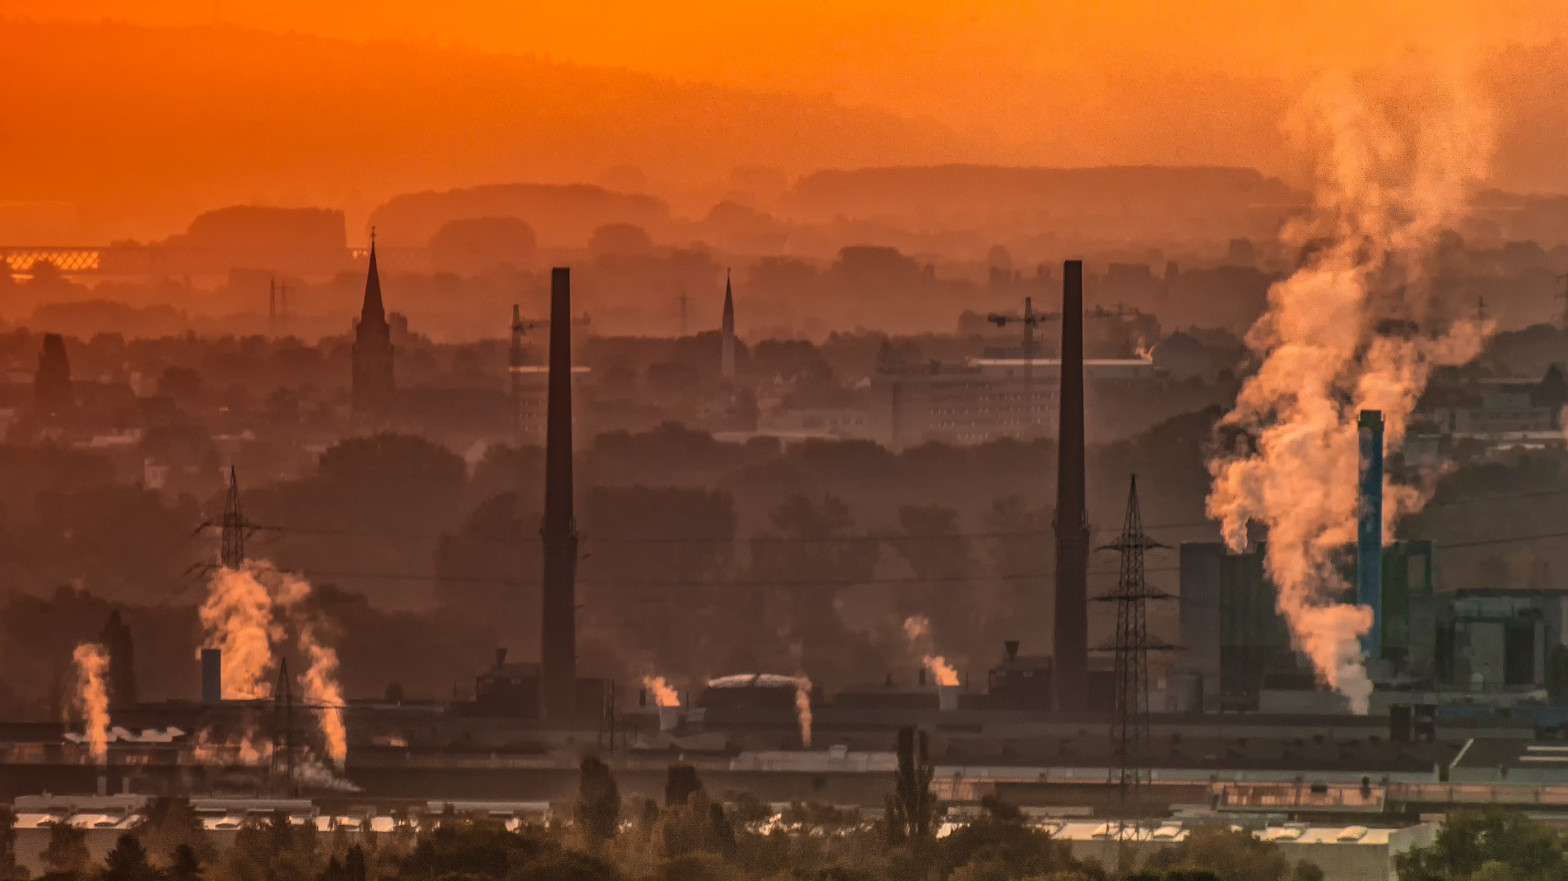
[[4, 4, 1568, 881]]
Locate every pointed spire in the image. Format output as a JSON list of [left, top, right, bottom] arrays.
[[360, 230, 386, 326], [720, 268, 736, 383]]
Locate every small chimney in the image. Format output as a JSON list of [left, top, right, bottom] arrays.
[[917, 668, 927, 687], [200, 649, 222, 705], [1004, 640, 1020, 663], [495, 648, 508, 670]]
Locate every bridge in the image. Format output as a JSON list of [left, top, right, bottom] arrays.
[[0, 246, 400, 276]]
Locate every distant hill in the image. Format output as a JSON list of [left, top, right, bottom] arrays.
[[776, 164, 1304, 251], [0, 19, 974, 241], [370, 184, 670, 250], [785, 164, 1301, 222]]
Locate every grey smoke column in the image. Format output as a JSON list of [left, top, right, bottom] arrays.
[[1053, 260, 1089, 711], [540, 268, 579, 718]]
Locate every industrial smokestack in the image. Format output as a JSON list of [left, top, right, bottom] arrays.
[[540, 267, 580, 719], [1053, 260, 1090, 712], [200, 648, 222, 705], [1357, 409, 1384, 661]]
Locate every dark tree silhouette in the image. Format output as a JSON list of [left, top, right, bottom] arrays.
[[575, 755, 621, 843], [885, 726, 935, 846]]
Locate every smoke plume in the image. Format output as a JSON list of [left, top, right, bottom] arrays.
[[1206, 64, 1493, 712], [197, 562, 349, 766], [198, 563, 280, 700], [794, 676, 813, 749], [643, 675, 680, 708], [277, 573, 347, 766], [72, 642, 111, 764], [902, 615, 960, 687]]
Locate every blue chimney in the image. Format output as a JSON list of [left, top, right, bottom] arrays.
[[1357, 410, 1384, 660]]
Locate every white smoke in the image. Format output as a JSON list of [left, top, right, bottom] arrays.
[[902, 615, 960, 687], [642, 675, 680, 708], [72, 642, 111, 764], [276, 573, 347, 767], [198, 563, 280, 700], [196, 561, 349, 766], [1207, 63, 1493, 713], [794, 676, 813, 750]]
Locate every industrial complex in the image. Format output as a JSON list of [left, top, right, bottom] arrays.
[[3, 256, 1566, 881]]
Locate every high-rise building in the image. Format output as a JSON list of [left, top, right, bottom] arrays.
[[351, 238, 396, 429]]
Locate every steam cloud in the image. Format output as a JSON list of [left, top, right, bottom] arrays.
[[277, 573, 347, 766], [1206, 64, 1493, 712], [793, 676, 813, 749], [197, 562, 350, 768], [642, 675, 680, 708], [72, 642, 111, 764], [902, 615, 960, 687], [198, 563, 279, 700]]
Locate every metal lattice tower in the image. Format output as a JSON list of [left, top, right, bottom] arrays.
[[1094, 475, 1174, 825], [272, 657, 296, 797], [221, 467, 245, 570]]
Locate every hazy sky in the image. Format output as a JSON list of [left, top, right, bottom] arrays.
[[4, 1, 1568, 238]]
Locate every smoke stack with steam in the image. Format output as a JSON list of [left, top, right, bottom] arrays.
[[540, 267, 580, 719], [1357, 410, 1384, 661], [1054, 260, 1090, 712]]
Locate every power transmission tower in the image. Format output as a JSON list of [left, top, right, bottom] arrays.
[[272, 657, 296, 797], [1094, 475, 1174, 839], [221, 467, 246, 569]]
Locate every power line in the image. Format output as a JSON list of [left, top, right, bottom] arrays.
[[218, 520, 1209, 547], [227, 564, 1181, 589]]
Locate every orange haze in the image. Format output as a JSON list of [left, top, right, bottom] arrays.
[[3, 1, 1568, 239]]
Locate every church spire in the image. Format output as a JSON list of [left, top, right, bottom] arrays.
[[351, 227, 396, 429], [360, 228, 386, 327], [721, 269, 736, 383]]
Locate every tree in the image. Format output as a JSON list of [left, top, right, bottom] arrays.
[[1396, 808, 1568, 881], [167, 845, 202, 881], [138, 796, 214, 865], [342, 845, 366, 881], [0, 808, 20, 881], [886, 726, 936, 846], [40, 822, 88, 876], [102, 834, 157, 881], [1144, 826, 1319, 881], [665, 764, 703, 807], [575, 755, 621, 843]]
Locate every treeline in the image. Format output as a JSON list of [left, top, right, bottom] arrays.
[[0, 738, 1333, 881], [0, 413, 1219, 716]]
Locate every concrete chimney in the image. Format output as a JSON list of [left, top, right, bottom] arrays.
[[1053, 260, 1090, 712], [200, 648, 222, 705], [1357, 409, 1384, 661], [540, 268, 580, 719]]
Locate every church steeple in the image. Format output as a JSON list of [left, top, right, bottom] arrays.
[[351, 229, 396, 430], [720, 269, 736, 384], [360, 229, 387, 328]]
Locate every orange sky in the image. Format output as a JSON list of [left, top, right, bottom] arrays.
[[4, 1, 1568, 239]]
